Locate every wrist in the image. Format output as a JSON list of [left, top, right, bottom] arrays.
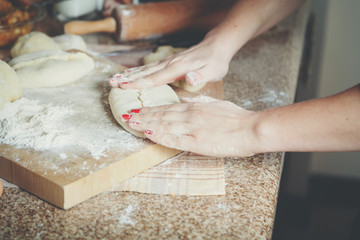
[[251, 109, 281, 154], [201, 27, 246, 64]]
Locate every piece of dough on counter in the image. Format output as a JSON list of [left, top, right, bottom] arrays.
[[143, 46, 206, 92], [109, 85, 180, 138], [0, 59, 23, 110], [52, 34, 87, 52], [11, 32, 61, 58], [9, 50, 95, 88]]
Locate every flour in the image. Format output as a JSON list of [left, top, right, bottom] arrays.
[[0, 98, 75, 151], [118, 205, 136, 226], [0, 97, 143, 160], [0, 61, 149, 181]]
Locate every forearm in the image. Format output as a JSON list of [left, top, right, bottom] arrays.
[[203, 0, 304, 60], [255, 84, 360, 153]]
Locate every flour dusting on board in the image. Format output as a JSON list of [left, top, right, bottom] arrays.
[[0, 97, 139, 159], [0, 62, 146, 179]]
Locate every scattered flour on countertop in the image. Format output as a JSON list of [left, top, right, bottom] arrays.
[[118, 205, 136, 226]]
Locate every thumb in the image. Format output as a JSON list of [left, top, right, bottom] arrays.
[[185, 71, 204, 86]]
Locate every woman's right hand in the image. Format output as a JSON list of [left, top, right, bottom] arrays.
[[108, 35, 232, 90]]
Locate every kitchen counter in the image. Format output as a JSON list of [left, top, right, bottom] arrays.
[[0, 3, 309, 239]]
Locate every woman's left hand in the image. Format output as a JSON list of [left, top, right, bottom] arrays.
[[126, 100, 261, 157]]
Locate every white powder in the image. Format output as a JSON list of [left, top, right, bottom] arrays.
[[0, 60, 147, 168], [0, 96, 145, 160], [0, 98, 75, 151], [118, 205, 136, 226]]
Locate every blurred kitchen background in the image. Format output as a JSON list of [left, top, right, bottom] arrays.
[[273, 0, 360, 239]]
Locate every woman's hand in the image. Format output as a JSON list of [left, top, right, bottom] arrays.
[[108, 36, 232, 90], [125, 100, 261, 157]]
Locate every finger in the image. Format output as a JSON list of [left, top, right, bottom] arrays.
[[131, 110, 190, 124], [122, 61, 190, 89], [130, 121, 194, 136], [144, 131, 195, 151], [108, 62, 164, 89], [138, 103, 195, 114], [124, 61, 165, 79], [185, 67, 223, 86]]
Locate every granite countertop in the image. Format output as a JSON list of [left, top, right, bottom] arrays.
[[0, 3, 309, 239]]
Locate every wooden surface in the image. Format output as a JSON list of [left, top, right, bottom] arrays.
[[0, 53, 223, 209]]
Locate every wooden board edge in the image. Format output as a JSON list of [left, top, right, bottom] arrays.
[[61, 145, 182, 209], [0, 155, 65, 207]]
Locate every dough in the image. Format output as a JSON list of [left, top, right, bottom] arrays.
[[109, 85, 180, 138], [11, 32, 61, 58], [143, 46, 206, 92], [9, 50, 95, 88], [52, 34, 87, 52], [0, 59, 22, 110], [143, 45, 186, 64]]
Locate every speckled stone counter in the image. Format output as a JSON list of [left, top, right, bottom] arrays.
[[0, 3, 309, 240]]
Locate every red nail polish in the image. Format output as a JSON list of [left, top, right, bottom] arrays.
[[131, 109, 141, 113], [144, 129, 153, 135], [129, 121, 139, 125], [114, 74, 123, 78], [121, 114, 132, 121], [121, 82, 128, 84]]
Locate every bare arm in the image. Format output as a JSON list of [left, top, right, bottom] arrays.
[[257, 84, 360, 153], [109, 0, 305, 89]]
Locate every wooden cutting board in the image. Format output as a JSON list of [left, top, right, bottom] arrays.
[[0, 57, 223, 209]]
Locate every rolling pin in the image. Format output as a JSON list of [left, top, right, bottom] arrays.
[[64, 0, 235, 41]]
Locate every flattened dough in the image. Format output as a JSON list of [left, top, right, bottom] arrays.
[[0, 60, 22, 109], [144, 46, 206, 92], [109, 85, 180, 138], [11, 32, 61, 58], [9, 50, 95, 88]]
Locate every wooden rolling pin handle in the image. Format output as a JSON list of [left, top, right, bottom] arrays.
[[64, 17, 117, 35]]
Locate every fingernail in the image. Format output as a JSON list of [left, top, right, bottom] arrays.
[[130, 109, 141, 113], [114, 73, 123, 78], [144, 129, 154, 135], [129, 120, 139, 125], [121, 114, 132, 122], [121, 82, 128, 84], [186, 72, 197, 85]]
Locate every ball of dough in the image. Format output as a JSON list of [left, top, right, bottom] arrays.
[[0, 59, 23, 110], [52, 34, 87, 52], [11, 31, 61, 58], [143, 46, 206, 92], [109, 85, 180, 138], [9, 50, 95, 88], [143, 45, 186, 64]]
